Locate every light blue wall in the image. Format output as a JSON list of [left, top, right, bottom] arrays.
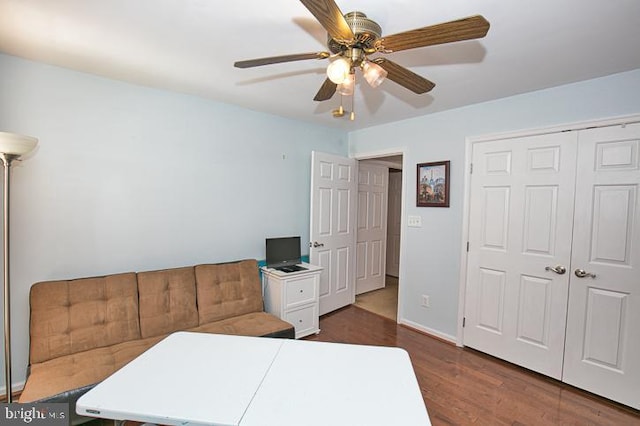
[[350, 69, 640, 340], [2, 49, 639, 391], [0, 53, 347, 389]]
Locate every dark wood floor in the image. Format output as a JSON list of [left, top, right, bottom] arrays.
[[305, 305, 640, 426]]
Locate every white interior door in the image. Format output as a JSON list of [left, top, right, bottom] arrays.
[[310, 151, 357, 315], [386, 171, 402, 278], [464, 132, 578, 379], [563, 123, 640, 409], [356, 163, 388, 295]]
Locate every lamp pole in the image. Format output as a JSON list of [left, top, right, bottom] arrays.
[[1, 153, 15, 402], [0, 132, 38, 403]]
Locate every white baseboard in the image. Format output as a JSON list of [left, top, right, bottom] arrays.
[[399, 318, 457, 344], [1, 380, 25, 399]]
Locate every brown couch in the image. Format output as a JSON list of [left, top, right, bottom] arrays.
[[19, 259, 294, 422]]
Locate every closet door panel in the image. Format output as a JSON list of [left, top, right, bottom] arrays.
[[563, 123, 640, 410], [464, 132, 577, 379]]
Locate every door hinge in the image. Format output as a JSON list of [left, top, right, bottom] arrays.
[[466, 241, 470, 252], [470, 163, 473, 174], [463, 317, 466, 327]]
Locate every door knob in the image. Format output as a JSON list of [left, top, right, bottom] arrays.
[[312, 241, 324, 248], [574, 269, 596, 278], [545, 265, 566, 275]]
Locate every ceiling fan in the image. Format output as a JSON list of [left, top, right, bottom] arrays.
[[234, 0, 490, 120]]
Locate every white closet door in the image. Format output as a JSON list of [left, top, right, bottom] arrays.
[[464, 132, 577, 379], [563, 123, 640, 409], [356, 163, 388, 294]]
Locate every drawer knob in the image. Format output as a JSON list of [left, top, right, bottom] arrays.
[[300, 290, 303, 293]]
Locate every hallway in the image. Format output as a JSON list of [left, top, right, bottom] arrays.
[[354, 275, 398, 321]]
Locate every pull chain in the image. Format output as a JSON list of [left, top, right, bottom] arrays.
[[332, 94, 345, 118], [350, 73, 356, 121]]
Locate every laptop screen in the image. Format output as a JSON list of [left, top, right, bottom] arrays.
[[266, 236, 301, 268]]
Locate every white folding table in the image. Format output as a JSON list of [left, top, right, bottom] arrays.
[[77, 332, 431, 426]]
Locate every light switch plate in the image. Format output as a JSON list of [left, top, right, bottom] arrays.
[[408, 215, 422, 227]]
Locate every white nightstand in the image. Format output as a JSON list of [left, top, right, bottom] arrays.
[[261, 263, 322, 339]]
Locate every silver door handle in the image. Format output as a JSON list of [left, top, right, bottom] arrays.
[[545, 265, 566, 275], [312, 241, 324, 248], [575, 269, 596, 278]]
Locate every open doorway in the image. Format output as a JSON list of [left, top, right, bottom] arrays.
[[353, 154, 403, 322]]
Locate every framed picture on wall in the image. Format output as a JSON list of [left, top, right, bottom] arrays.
[[416, 160, 450, 207]]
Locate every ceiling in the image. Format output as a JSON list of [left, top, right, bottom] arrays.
[[1, 0, 639, 130]]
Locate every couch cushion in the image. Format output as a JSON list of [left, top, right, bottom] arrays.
[[19, 335, 165, 403], [137, 266, 199, 338], [29, 273, 141, 365], [194, 259, 263, 324], [189, 312, 294, 338]]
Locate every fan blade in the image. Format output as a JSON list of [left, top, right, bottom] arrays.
[[300, 0, 355, 44], [376, 15, 490, 52], [314, 78, 337, 101], [372, 58, 435, 94], [235, 52, 329, 68]]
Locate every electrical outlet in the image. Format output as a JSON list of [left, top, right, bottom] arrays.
[[421, 295, 430, 308], [408, 215, 422, 227]]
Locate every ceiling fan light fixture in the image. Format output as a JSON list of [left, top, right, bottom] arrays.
[[337, 73, 355, 96], [234, 1, 491, 120], [327, 57, 351, 84], [362, 61, 387, 88]]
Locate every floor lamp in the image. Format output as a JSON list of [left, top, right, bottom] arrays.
[[0, 132, 38, 403]]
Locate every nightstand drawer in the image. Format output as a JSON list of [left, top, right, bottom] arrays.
[[285, 304, 319, 338], [261, 264, 322, 339], [284, 276, 317, 307]]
